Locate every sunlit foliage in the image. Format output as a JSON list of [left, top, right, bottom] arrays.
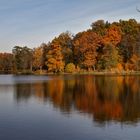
[[1, 19, 140, 73], [46, 44, 65, 73]]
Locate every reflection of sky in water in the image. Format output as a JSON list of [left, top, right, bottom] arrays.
[[0, 75, 52, 85]]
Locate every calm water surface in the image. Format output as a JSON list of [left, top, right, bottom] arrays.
[[0, 75, 140, 140]]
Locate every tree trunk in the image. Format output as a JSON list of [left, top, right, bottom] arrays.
[[93, 65, 95, 71], [30, 62, 32, 72], [40, 66, 42, 74]]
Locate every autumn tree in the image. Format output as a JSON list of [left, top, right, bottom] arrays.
[[103, 24, 122, 46], [33, 46, 43, 71], [73, 31, 101, 71], [2, 18, 140, 73], [0, 53, 14, 73], [46, 44, 65, 73], [51, 31, 73, 64]]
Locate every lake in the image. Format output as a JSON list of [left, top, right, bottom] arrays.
[[0, 75, 140, 140]]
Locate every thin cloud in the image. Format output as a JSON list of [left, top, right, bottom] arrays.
[[0, 0, 140, 52]]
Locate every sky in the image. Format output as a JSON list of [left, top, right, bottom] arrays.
[[0, 0, 140, 52]]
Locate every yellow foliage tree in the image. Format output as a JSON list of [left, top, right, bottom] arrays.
[[33, 47, 43, 70]]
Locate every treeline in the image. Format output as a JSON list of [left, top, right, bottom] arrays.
[[1, 19, 140, 74]]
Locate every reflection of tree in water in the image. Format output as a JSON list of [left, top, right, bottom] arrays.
[[15, 83, 32, 101], [14, 82, 48, 102], [14, 75, 140, 124]]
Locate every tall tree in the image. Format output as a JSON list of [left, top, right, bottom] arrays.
[[91, 20, 110, 36], [51, 31, 73, 64], [33, 47, 43, 71], [12, 46, 23, 70], [73, 31, 101, 70], [46, 44, 65, 73], [96, 24, 122, 70], [118, 19, 140, 63], [0, 53, 14, 73], [12, 46, 33, 71], [99, 44, 120, 70]]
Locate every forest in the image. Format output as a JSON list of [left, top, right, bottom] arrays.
[[1, 19, 140, 74]]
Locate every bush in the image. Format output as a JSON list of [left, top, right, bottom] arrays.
[[65, 63, 75, 73]]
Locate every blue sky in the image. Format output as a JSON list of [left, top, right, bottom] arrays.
[[0, 0, 140, 52]]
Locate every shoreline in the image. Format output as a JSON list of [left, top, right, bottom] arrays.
[[1, 71, 140, 76]]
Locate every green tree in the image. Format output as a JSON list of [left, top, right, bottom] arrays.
[[118, 19, 140, 61], [12, 46, 33, 71], [91, 20, 110, 36], [99, 45, 120, 70]]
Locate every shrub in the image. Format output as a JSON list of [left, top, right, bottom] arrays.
[[65, 63, 75, 73]]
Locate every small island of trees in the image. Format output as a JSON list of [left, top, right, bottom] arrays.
[[1, 19, 140, 74]]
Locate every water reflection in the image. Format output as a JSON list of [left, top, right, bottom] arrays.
[[14, 75, 140, 124]]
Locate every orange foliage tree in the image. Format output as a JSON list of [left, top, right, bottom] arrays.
[[33, 47, 43, 71], [0, 53, 13, 73], [46, 44, 65, 73], [73, 31, 102, 71], [103, 25, 122, 46], [51, 32, 73, 64]]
